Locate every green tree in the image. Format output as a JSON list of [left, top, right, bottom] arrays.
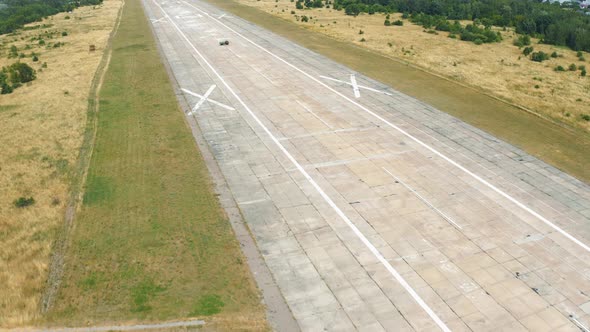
[[8, 62, 37, 84], [345, 4, 361, 16]]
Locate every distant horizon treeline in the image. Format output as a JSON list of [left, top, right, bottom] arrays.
[[332, 0, 590, 51], [0, 0, 103, 35]]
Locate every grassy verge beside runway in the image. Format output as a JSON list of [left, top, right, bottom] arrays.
[[45, 0, 266, 328], [202, 0, 590, 183]]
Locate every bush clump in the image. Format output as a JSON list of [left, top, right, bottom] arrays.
[[0, 62, 37, 94], [14, 197, 35, 208], [523, 46, 534, 56], [513, 35, 531, 47], [530, 51, 550, 62]]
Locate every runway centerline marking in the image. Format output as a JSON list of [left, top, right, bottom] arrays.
[[350, 74, 361, 98], [296, 100, 333, 129], [383, 167, 462, 230], [186, 1, 590, 255], [181, 87, 235, 112], [320, 75, 394, 96], [152, 2, 451, 331]]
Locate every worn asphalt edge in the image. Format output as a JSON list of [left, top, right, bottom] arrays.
[[40, 0, 126, 314], [139, 0, 300, 331]]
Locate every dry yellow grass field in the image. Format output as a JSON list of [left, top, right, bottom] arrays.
[[0, 0, 123, 326], [238, 0, 590, 132]]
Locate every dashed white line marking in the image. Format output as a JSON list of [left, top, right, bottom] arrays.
[[277, 126, 375, 141], [296, 100, 333, 129], [350, 74, 360, 98], [383, 167, 463, 230], [181, 87, 235, 112], [154, 2, 451, 331], [218, 13, 226, 19], [238, 198, 268, 205], [320, 75, 394, 96], [188, 1, 590, 255]]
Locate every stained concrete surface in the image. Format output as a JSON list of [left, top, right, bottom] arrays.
[[142, 0, 590, 330]]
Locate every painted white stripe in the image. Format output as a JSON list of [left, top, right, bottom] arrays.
[[192, 84, 216, 112], [277, 126, 375, 141], [186, 1, 590, 255], [350, 74, 361, 98], [383, 167, 462, 229], [320, 75, 393, 96], [296, 100, 333, 129], [153, 2, 451, 331], [238, 198, 268, 205], [572, 317, 590, 332], [151, 17, 166, 23], [218, 13, 226, 19], [181, 87, 235, 111]]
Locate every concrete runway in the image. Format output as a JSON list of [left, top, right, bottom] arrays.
[[142, 0, 590, 330]]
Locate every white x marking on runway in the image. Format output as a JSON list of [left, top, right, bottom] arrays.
[[181, 87, 235, 114], [320, 75, 394, 97]]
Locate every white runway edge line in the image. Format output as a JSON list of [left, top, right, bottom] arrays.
[[183, 0, 590, 255], [151, 1, 451, 331]]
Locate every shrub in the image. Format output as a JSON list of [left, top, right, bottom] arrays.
[[513, 35, 531, 47], [14, 197, 35, 208], [530, 51, 549, 62], [581, 114, 590, 121], [582, 69, 587, 77], [569, 64, 577, 71], [360, 37, 366, 42], [392, 20, 403, 26], [62, 31, 68, 36], [359, 29, 364, 34], [551, 51, 558, 58], [32, 55, 39, 62], [579, 56, 586, 62], [523, 46, 534, 56], [577, 51, 583, 57], [301, 15, 308, 22], [384, 19, 391, 26], [554, 65, 565, 71], [8, 45, 18, 58], [8, 62, 36, 83]]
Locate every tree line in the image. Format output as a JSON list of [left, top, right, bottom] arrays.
[[0, 0, 103, 35], [332, 0, 590, 51]]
